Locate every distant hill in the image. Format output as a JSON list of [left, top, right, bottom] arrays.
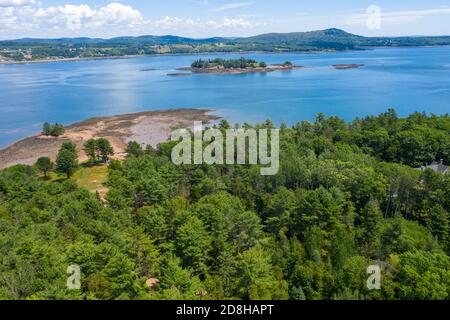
[[0, 35, 229, 46], [104, 35, 229, 45], [239, 28, 450, 49], [1, 28, 450, 62], [240, 28, 363, 42], [2, 28, 450, 47]]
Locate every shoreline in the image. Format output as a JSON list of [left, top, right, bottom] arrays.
[[0, 108, 220, 169], [0, 50, 335, 66], [177, 64, 304, 75], [1, 45, 449, 66]]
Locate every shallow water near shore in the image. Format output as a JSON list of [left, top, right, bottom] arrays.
[[1, 47, 450, 148]]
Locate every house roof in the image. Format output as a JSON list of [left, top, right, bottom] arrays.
[[417, 161, 449, 174]]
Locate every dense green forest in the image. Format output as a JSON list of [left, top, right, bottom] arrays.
[[2, 28, 450, 62], [0, 110, 449, 300]]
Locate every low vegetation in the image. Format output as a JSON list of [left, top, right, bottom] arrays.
[[72, 165, 108, 194]]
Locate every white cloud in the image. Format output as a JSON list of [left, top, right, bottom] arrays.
[[209, 2, 253, 12], [146, 16, 263, 33], [185, 18, 198, 26], [207, 17, 263, 29], [93, 3, 143, 26], [383, 8, 450, 18], [0, 0, 35, 7], [0, 2, 266, 39], [2, 2, 450, 39], [0, 6, 15, 21], [151, 16, 183, 29], [346, 7, 450, 28], [32, 3, 143, 30]]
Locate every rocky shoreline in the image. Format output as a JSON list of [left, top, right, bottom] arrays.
[[332, 64, 365, 70], [0, 109, 219, 169], [174, 64, 304, 75]]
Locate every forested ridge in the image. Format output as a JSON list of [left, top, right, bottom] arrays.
[[0, 110, 449, 300], [2, 28, 450, 62]]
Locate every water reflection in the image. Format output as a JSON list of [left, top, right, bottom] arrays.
[[0, 47, 449, 147]]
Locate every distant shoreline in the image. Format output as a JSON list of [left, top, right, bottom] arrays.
[[1, 45, 449, 66], [0, 50, 336, 65]]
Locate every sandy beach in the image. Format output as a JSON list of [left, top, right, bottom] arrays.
[[0, 109, 219, 169]]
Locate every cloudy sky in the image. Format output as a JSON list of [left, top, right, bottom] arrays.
[[1, 0, 450, 40]]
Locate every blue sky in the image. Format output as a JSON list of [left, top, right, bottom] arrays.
[[1, 0, 450, 39]]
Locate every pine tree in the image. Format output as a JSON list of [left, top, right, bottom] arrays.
[[83, 139, 98, 163], [35, 157, 53, 178], [96, 138, 114, 163], [56, 144, 78, 178]]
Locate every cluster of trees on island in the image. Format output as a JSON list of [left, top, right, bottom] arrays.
[[191, 58, 294, 69], [191, 58, 267, 69], [42, 122, 65, 137], [0, 110, 449, 300]]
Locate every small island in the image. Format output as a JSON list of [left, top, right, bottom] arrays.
[[332, 64, 365, 70], [167, 73, 192, 77], [176, 58, 303, 75]]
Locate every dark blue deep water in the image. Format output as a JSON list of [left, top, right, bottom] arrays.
[[1, 47, 449, 148]]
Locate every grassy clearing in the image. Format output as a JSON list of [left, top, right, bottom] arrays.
[[72, 164, 108, 194], [37, 163, 109, 199], [41, 171, 65, 182]]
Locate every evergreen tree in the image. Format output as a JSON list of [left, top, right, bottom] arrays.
[[126, 141, 144, 158], [428, 205, 449, 247], [35, 157, 53, 178], [56, 144, 78, 178], [97, 138, 114, 163], [42, 122, 52, 136], [83, 139, 98, 163], [358, 200, 383, 255]]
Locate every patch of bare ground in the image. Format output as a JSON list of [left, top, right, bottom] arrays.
[[0, 108, 219, 169], [332, 64, 365, 70]]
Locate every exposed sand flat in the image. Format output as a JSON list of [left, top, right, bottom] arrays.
[[0, 109, 219, 169], [332, 64, 365, 70]]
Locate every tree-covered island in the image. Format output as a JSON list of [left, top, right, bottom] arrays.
[[186, 58, 301, 74]]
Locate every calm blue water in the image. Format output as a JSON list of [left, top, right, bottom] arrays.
[[1, 47, 450, 148]]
